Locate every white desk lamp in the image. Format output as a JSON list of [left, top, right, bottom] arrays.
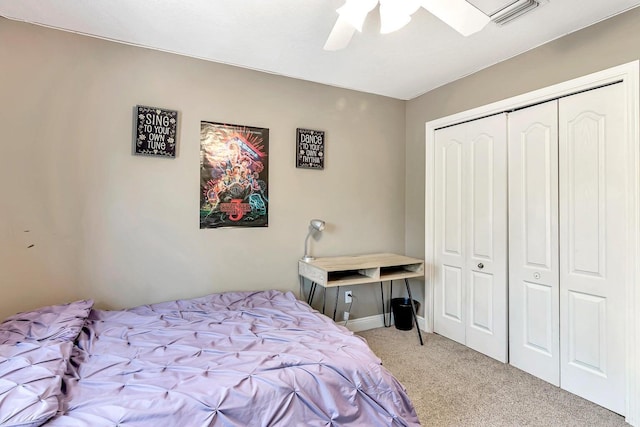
[[302, 219, 325, 261]]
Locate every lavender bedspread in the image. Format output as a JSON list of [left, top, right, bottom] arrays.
[[45, 290, 420, 426]]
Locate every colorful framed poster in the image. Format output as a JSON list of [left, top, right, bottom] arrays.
[[200, 121, 269, 228], [133, 105, 178, 157], [296, 128, 325, 169]]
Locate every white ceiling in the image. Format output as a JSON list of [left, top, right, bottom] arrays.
[[1, 0, 639, 100]]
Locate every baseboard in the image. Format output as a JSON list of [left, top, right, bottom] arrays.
[[340, 313, 426, 332]]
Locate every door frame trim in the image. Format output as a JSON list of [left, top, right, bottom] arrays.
[[424, 60, 639, 425]]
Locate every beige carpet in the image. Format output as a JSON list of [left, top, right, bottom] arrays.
[[357, 327, 627, 426]]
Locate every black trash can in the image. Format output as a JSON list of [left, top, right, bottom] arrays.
[[391, 298, 420, 331]]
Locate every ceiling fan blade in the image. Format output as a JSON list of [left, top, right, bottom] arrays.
[[421, 0, 490, 36], [324, 16, 357, 51]]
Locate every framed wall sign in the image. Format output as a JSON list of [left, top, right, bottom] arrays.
[[133, 105, 179, 157], [200, 121, 269, 229], [296, 128, 325, 169]]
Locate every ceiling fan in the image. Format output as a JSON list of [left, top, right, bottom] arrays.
[[324, 0, 490, 50]]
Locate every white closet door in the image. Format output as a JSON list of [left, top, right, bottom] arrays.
[[508, 100, 560, 385], [434, 114, 508, 362], [559, 83, 627, 415], [434, 123, 467, 345], [464, 115, 508, 363]]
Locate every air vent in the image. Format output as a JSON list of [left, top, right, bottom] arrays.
[[491, 0, 547, 25]]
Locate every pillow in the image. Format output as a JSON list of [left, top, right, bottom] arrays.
[[0, 300, 94, 345], [0, 341, 71, 427]]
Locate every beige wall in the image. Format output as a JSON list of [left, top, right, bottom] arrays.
[[5, 7, 638, 323], [0, 18, 406, 320], [405, 7, 640, 274]]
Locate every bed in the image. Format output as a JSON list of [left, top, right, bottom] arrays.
[[0, 290, 420, 426]]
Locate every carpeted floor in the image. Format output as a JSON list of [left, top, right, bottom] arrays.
[[357, 327, 627, 426]]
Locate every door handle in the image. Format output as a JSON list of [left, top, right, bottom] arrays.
[[477, 263, 484, 269]]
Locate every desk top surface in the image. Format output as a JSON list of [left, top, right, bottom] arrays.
[[299, 253, 424, 272]]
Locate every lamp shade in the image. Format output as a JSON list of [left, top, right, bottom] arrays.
[[310, 219, 325, 232]]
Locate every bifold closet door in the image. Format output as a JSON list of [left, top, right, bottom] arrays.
[[508, 100, 560, 386], [434, 114, 508, 362], [559, 83, 627, 415], [508, 84, 627, 413]]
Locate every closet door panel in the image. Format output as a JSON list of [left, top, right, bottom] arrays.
[[559, 83, 626, 415], [470, 134, 494, 258], [434, 125, 466, 345], [508, 100, 560, 385], [468, 132, 495, 337], [434, 114, 507, 363], [524, 282, 554, 351], [442, 265, 463, 324], [567, 111, 605, 276], [464, 114, 508, 363], [469, 271, 493, 332], [567, 292, 606, 374]]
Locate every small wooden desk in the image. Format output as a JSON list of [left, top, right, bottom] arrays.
[[298, 253, 425, 345]]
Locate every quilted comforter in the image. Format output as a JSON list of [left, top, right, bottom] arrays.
[[1, 290, 420, 426]]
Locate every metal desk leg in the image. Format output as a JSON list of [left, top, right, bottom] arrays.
[[299, 275, 305, 301], [389, 280, 393, 327], [381, 281, 394, 327], [381, 282, 389, 327], [307, 283, 328, 316], [333, 286, 340, 321], [307, 282, 317, 305], [404, 278, 424, 345], [322, 286, 327, 315]]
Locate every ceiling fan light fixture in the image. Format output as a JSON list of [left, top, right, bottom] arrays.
[[379, 0, 422, 34], [379, 5, 412, 34], [337, 0, 378, 32], [384, 0, 422, 15]]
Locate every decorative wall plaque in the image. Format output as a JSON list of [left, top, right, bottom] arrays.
[[296, 128, 325, 169], [133, 105, 178, 157]]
